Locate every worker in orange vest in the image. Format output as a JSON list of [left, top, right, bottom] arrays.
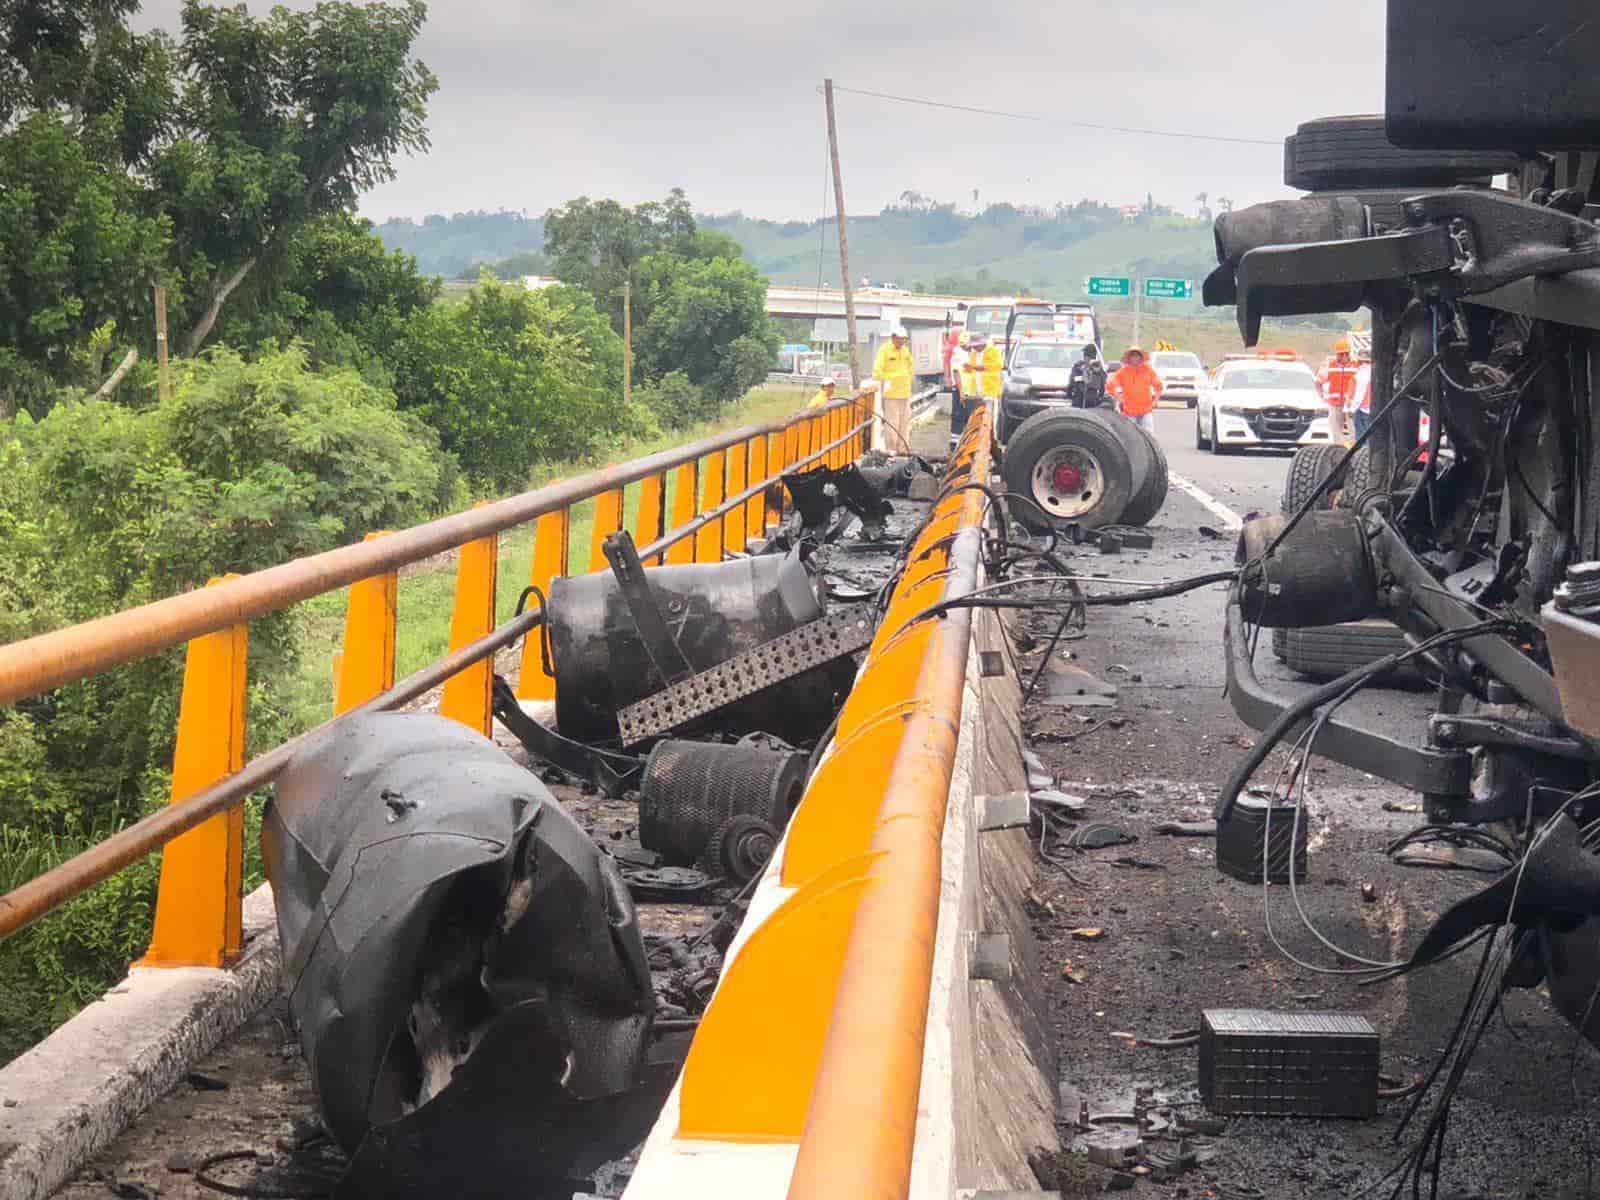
[[1107, 346, 1163, 432], [1318, 337, 1359, 445]]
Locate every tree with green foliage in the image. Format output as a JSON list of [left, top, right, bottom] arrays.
[[544, 188, 696, 329], [0, 344, 452, 1057], [546, 191, 777, 426], [0, 0, 438, 404], [634, 252, 777, 408], [214, 212, 440, 382], [389, 274, 641, 489]]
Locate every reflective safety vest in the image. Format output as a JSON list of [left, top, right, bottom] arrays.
[[872, 342, 915, 401], [1319, 358, 1359, 408], [978, 344, 1004, 399], [1108, 362, 1163, 417]]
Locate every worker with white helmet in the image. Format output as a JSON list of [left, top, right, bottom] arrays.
[[872, 324, 915, 452]]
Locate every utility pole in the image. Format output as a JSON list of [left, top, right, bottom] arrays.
[[153, 285, 172, 403], [622, 277, 633, 408], [1132, 272, 1143, 350], [824, 79, 861, 389]]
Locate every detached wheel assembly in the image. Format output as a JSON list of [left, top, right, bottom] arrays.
[[1001, 408, 1145, 531], [1119, 422, 1170, 527]]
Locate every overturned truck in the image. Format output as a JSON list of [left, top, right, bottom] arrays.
[[1210, 0, 1600, 1069]]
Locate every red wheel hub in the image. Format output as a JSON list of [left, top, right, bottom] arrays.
[[1053, 462, 1083, 492]]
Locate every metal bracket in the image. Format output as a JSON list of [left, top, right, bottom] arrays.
[[603, 531, 693, 684], [979, 791, 1031, 832], [617, 606, 876, 746], [491, 677, 643, 797], [969, 931, 1012, 981]]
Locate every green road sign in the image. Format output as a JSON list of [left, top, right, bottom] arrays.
[[1143, 277, 1194, 300], [1085, 276, 1131, 297]]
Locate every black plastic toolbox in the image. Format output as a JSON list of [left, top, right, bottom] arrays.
[[1199, 1009, 1379, 1118]]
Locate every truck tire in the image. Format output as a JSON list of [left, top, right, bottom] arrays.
[[1281, 443, 1346, 516], [1121, 423, 1170, 526], [1335, 444, 1382, 510], [1284, 116, 1519, 192], [1002, 409, 1140, 532], [1278, 619, 1419, 685]]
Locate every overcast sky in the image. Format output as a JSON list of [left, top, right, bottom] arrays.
[[135, 0, 1390, 222]]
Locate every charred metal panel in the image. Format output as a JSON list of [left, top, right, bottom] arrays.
[[263, 714, 669, 1198]]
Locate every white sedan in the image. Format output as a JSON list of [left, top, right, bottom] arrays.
[[1196, 359, 1332, 453]]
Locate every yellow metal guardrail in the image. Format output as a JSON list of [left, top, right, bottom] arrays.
[[666, 404, 993, 1200], [0, 393, 884, 966]]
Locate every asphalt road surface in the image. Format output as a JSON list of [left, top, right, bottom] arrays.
[[1025, 407, 1599, 1199]]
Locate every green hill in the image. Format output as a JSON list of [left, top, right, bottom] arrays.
[[370, 203, 1347, 343]]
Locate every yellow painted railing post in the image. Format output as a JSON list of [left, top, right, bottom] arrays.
[[439, 506, 498, 735], [142, 576, 246, 968], [588, 488, 624, 573], [637, 472, 666, 564], [667, 461, 698, 565], [697, 450, 726, 563], [334, 532, 396, 714], [724, 439, 748, 553], [766, 431, 787, 529], [516, 506, 568, 701], [746, 434, 768, 536]]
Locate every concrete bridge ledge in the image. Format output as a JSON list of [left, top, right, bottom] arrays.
[[0, 885, 280, 1200]]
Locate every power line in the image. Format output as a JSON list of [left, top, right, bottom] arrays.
[[830, 84, 1280, 148]]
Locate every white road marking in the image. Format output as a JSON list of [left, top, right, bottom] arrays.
[[1167, 470, 1245, 532]]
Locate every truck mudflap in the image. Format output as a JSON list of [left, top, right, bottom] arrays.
[[1223, 593, 1471, 796]]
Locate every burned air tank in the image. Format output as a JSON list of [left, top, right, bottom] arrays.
[[262, 713, 678, 1199], [546, 548, 851, 745]]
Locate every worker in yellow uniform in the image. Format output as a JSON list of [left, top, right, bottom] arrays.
[[960, 334, 988, 424], [807, 377, 836, 409], [872, 324, 915, 452], [977, 334, 1004, 417]]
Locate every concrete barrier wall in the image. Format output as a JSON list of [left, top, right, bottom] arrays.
[[625, 607, 1058, 1197]]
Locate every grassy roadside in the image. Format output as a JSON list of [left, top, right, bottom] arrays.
[[278, 381, 814, 732]]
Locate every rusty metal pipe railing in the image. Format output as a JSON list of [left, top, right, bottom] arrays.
[[786, 409, 991, 1200], [0, 608, 543, 941], [0, 397, 870, 708], [636, 419, 871, 560], [0, 385, 935, 946]]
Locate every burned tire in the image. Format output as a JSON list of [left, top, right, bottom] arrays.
[[1283, 116, 1520, 191], [1281, 443, 1346, 516], [1002, 408, 1140, 532], [1278, 619, 1420, 685], [1121, 424, 1170, 526], [705, 814, 780, 883]]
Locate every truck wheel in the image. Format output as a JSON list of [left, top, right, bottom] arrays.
[[1281, 443, 1346, 515], [1335, 445, 1381, 510], [1120, 424, 1169, 526], [1284, 116, 1519, 192], [1002, 409, 1139, 531]]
